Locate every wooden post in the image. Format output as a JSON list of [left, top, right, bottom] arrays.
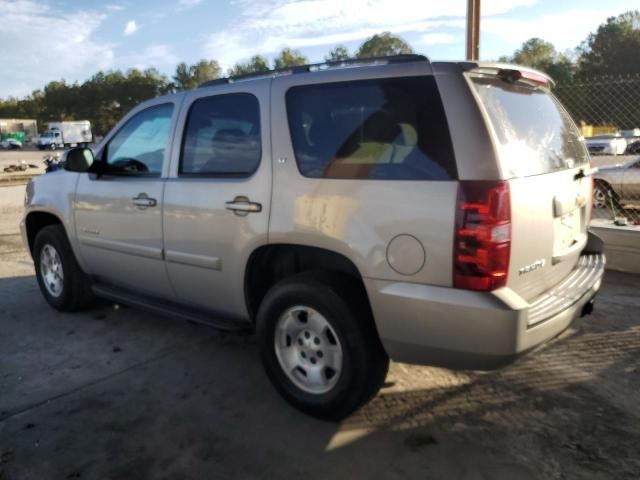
[[466, 0, 480, 60]]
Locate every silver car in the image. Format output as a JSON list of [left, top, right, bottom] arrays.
[[586, 133, 627, 155], [21, 57, 605, 420], [594, 157, 640, 208]]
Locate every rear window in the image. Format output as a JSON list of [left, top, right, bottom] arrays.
[[470, 76, 588, 178], [285, 76, 456, 180]]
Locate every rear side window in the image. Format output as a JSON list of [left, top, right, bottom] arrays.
[[286, 76, 456, 180], [180, 93, 261, 176], [470, 76, 588, 178]]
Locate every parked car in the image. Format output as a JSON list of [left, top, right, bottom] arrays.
[[594, 157, 640, 208], [625, 140, 640, 155], [21, 57, 605, 420], [0, 138, 23, 149], [586, 133, 627, 155]]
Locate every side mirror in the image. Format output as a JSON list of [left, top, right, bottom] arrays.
[[64, 147, 95, 173]]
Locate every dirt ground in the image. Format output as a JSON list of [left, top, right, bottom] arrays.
[[1, 184, 639, 480]]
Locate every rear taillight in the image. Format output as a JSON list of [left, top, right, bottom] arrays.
[[454, 181, 511, 291]]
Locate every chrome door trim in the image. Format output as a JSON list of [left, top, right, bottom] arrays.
[[165, 250, 222, 270], [79, 236, 163, 259]]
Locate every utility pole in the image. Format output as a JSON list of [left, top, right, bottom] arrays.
[[466, 0, 480, 60]]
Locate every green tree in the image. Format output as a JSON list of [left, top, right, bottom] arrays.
[[356, 32, 413, 58], [228, 55, 270, 76], [578, 10, 640, 76], [502, 37, 576, 84], [173, 59, 221, 90], [274, 48, 308, 69], [511, 38, 556, 69], [190, 59, 222, 86], [325, 45, 350, 62], [173, 62, 192, 90]]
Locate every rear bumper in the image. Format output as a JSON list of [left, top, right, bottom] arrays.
[[364, 252, 605, 370]]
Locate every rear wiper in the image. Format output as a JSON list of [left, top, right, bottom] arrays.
[[574, 168, 587, 180], [574, 166, 598, 180]]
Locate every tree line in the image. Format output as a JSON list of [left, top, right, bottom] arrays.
[[501, 11, 640, 129], [0, 32, 411, 136], [0, 11, 638, 136]]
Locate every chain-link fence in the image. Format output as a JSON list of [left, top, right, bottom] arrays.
[[554, 74, 640, 227]]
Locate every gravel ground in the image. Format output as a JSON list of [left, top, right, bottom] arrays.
[[0, 184, 639, 479]]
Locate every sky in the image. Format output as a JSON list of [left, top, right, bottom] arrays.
[[0, 0, 637, 98]]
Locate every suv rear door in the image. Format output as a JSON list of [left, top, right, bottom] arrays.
[[162, 81, 271, 319], [269, 65, 460, 287], [468, 70, 593, 301]]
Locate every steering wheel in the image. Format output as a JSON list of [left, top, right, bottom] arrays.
[[110, 158, 149, 173]]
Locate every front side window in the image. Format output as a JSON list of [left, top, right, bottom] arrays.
[[105, 103, 174, 175], [286, 76, 456, 180], [180, 93, 261, 176]]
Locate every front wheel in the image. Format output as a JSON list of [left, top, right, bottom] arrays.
[[257, 272, 389, 421], [593, 182, 609, 209], [593, 181, 621, 210], [33, 225, 93, 311]]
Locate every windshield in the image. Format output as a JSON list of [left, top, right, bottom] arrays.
[[41, 132, 51, 138], [470, 76, 588, 178]]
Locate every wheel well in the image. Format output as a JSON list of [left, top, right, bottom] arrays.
[[25, 212, 62, 254], [594, 179, 618, 198], [245, 244, 366, 322]]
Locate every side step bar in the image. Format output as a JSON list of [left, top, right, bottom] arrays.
[[91, 284, 252, 333]]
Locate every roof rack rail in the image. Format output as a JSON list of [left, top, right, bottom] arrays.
[[198, 54, 429, 88]]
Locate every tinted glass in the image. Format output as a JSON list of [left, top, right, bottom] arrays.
[[180, 93, 261, 176], [286, 76, 456, 180], [471, 77, 588, 178], [105, 103, 174, 175]]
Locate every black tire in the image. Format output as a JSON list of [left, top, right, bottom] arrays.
[[33, 225, 93, 311], [257, 271, 389, 421]]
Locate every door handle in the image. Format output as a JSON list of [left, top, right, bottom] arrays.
[[225, 196, 262, 216], [132, 193, 157, 208]]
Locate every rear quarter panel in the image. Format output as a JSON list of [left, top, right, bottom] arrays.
[[269, 64, 458, 286]]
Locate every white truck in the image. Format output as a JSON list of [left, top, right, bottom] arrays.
[[37, 121, 92, 150]]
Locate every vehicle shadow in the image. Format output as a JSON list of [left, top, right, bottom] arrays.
[[0, 271, 639, 479]]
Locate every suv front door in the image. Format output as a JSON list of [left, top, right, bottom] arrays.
[[74, 100, 179, 298], [162, 82, 271, 320]]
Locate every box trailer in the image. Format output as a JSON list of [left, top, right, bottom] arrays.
[[37, 121, 93, 150]]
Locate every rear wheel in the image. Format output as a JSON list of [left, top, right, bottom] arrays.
[[33, 225, 93, 311], [257, 272, 389, 421]]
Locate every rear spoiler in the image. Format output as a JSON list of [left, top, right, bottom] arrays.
[[434, 62, 555, 89]]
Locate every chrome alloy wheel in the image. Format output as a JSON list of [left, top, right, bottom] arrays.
[[274, 306, 343, 394], [40, 244, 64, 297], [593, 185, 608, 209]]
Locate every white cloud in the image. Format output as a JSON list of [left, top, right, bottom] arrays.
[[205, 0, 536, 67], [124, 19, 138, 35], [421, 33, 457, 46], [105, 4, 125, 12], [482, 9, 623, 52], [0, 0, 114, 98]]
